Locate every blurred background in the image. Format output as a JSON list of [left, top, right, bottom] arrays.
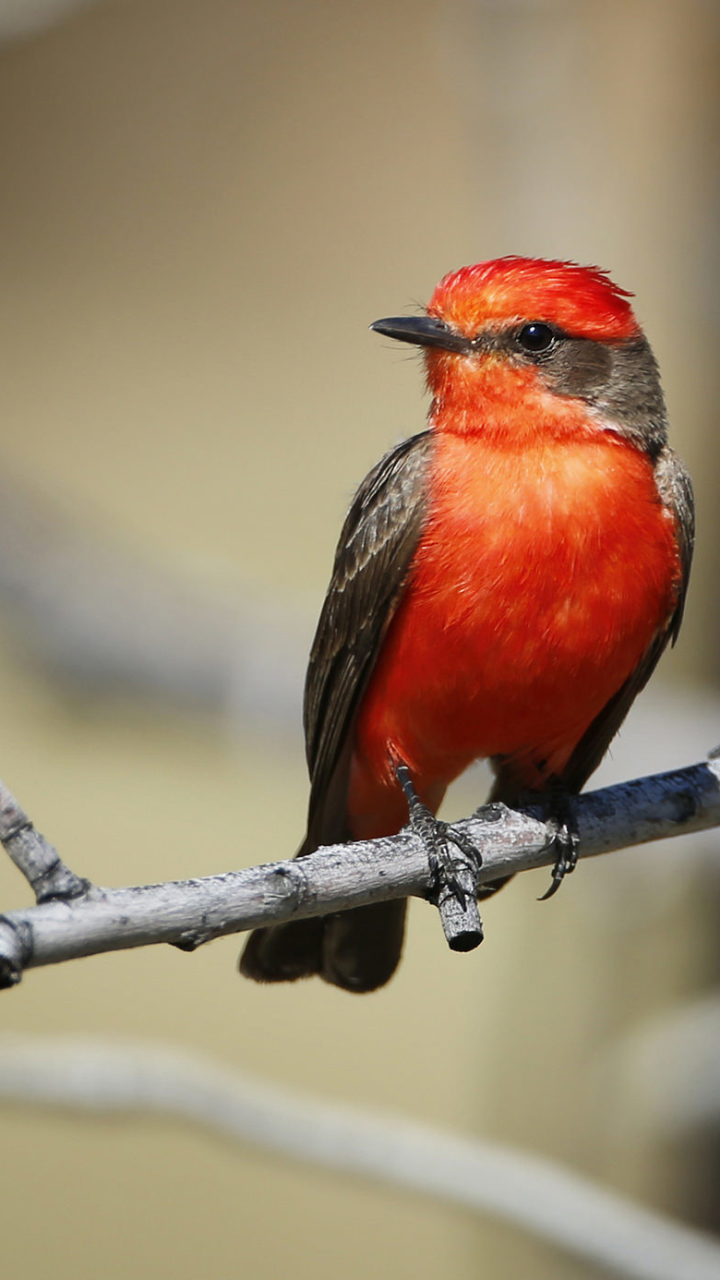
[[0, 1, 718, 1276]]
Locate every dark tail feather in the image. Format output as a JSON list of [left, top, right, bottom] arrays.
[[322, 900, 407, 991], [239, 899, 407, 993], [239, 916, 326, 984]]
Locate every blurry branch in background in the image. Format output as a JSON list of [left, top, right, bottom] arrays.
[[0, 757, 719, 987], [0, 475, 306, 732], [0, 1035, 719, 1280], [0, 0, 107, 43], [608, 990, 720, 1136]]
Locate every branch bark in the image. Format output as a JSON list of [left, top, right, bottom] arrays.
[[0, 779, 87, 901], [0, 754, 718, 987]]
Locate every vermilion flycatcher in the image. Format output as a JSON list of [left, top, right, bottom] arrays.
[[241, 256, 694, 992]]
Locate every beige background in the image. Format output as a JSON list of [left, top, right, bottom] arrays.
[[0, 2, 717, 1277]]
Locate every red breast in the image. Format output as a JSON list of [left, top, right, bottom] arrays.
[[347, 400, 680, 841]]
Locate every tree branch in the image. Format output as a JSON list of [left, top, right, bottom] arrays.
[[0, 778, 87, 901], [0, 754, 718, 988], [1, 1034, 719, 1280]]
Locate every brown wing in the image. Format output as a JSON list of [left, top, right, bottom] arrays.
[[558, 444, 695, 794], [301, 430, 434, 852], [240, 431, 434, 989]]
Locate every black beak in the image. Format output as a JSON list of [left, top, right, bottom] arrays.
[[370, 315, 473, 355]]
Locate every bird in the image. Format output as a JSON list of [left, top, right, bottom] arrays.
[[240, 256, 694, 993]]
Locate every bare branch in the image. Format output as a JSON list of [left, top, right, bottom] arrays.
[[0, 1034, 719, 1280], [0, 778, 87, 902], [0, 755, 718, 987]]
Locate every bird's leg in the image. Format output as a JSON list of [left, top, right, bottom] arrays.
[[395, 763, 484, 953], [394, 763, 480, 908], [538, 788, 580, 901]]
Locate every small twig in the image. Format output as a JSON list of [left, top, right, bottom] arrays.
[[434, 860, 484, 951], [0, 778, 87, 902], [0, 755, 717, 987], [0, 1035, 719, 1280]]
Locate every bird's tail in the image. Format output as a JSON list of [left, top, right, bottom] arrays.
[[239, 899, 407, 993]]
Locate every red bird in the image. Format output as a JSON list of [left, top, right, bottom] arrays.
[[241, 256, 694, 992]]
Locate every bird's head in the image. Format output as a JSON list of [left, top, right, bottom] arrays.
[[371, 257, 667, 453]]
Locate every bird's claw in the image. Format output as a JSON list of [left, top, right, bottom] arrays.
[[426, 823, 479, 908], [538, 816, 579, 901], [395, 763, 481, 906]]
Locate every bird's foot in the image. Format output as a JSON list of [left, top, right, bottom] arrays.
[[395, 764, 480, 909], [538, 794, 579, 901]]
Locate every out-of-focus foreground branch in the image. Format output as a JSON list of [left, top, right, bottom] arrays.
[[0, 756, 718, 986], [0, 1034, 718, 1280]]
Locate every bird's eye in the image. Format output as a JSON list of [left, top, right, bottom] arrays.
[[517, 323, 555, 354]]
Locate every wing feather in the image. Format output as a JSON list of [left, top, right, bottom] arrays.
[[301, 431, 434, 851]]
